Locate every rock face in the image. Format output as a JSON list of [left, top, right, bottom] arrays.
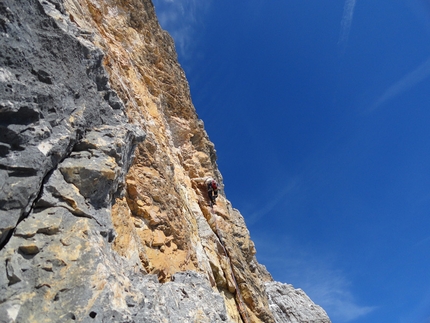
[[0, 0, 331, 322], [266, 282, 331, 323]]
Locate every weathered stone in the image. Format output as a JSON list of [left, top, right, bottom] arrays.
[[15, 211, 62, 238], [266, 281, 331, 323], [59, 150, 119, 207], [0, 0, 330, 322], [17, 244, 40, 255], [5, 258, 22, 285], [0, 0, 144, 246], [152, 229, 166, 247], [36, 169, 101, 222]]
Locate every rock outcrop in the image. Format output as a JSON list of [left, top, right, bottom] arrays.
[[266, 282, 331, 323], [0, 0, 331, 322]]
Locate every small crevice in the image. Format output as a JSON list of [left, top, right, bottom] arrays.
[[0, 228, 15, 251], [0, 164, 39, 177], [0, 134, 80, 252]]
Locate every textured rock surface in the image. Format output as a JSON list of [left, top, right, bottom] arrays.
[[0, 0, 331, 322], [0, 0, 143, 246], [266, 282, 331, 323]]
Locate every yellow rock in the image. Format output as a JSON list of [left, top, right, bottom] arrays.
[[152, 230, 166, 247], [61, 0, 277, 321]]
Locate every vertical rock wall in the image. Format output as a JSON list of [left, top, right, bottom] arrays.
[[0, 0, 331, 322]]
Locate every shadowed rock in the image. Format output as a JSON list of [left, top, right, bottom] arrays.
[[0, 0, 143, 246]]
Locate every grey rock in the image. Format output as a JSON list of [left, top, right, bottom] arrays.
[[0, 0, 144, 245], [5, 257, 22, 285], [0, 0, 201, 321], [126, 271, 232, 323], [1, 212, 232, 322], [35, 168, 102, 222], [266, 281, 331, 323], [0, 0, 331, 322]]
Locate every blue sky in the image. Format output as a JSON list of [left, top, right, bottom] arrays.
[[152, 1, 430, 322]]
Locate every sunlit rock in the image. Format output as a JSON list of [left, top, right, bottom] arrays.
[[266, 281, 331, 323], [0, 0, 331, 322]]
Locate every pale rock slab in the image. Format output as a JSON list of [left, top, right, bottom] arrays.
[[266, 281, 331, 323]]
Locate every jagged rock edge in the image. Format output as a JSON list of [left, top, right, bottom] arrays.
[[0, 0, 332, 322]]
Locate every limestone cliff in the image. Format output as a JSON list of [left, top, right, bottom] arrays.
[[0, 0, 331, 322]]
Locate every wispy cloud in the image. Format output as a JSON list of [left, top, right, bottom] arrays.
[[255, 236, 376, 322], [339, 0, 357, 55], [304, 271, 377, 322], [370, 56, 430, 110], [153, 0, 212, 58], [246, 178, 298, 225]]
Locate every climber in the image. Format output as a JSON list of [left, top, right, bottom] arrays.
[[205, 177, 218, 206]]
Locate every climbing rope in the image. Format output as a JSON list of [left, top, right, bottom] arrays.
[[210, 206, 251, 323], [180, 184, 251, 323]]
